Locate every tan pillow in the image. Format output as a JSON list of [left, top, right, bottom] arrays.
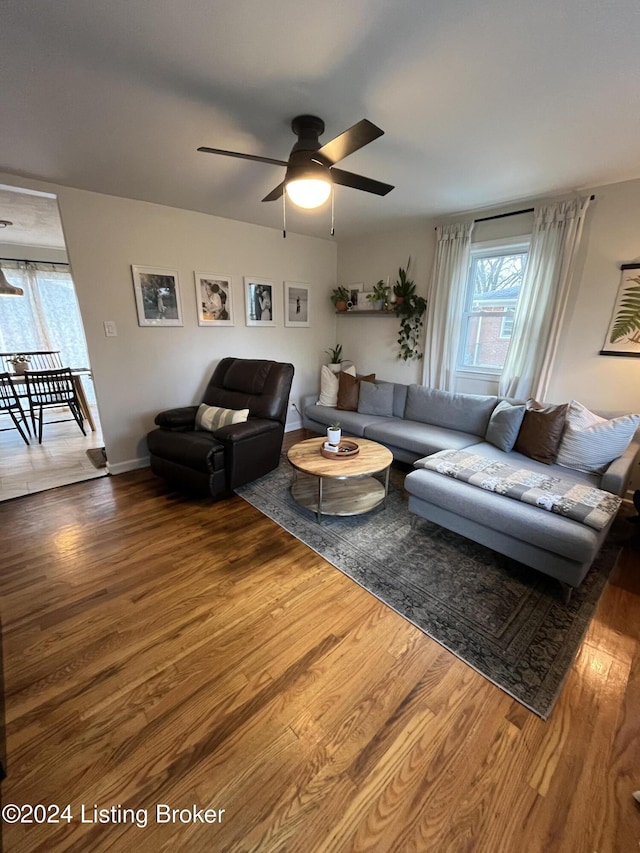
[[336, 372, 375, 411], [514, 399, 568, 464], [195, 404, 249, 431]]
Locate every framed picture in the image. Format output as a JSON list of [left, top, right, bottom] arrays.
[[284, 281, 310, 327], [132, 265, 183, 326], [194, 272, 234, 326], [348, 282, 364, 310], [244, 277, 276, 326], [600, 263, 640, 357]]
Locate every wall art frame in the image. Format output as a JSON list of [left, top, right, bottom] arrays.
[[284, 281, 310, 327], [244, 277, 277, 327], [131, 265, 183, 327], [600, 263, 640, 357], [194, 272, 234, 326]]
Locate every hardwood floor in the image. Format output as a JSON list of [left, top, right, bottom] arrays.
[[1, 430, 639, 852]]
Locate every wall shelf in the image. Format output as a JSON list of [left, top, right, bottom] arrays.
[[336, 310, 397, 317]]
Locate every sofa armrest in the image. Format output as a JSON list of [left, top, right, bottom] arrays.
[[154, 405, 199, 430], [600, 436, 640, 497], [301, 394, 319, 411]]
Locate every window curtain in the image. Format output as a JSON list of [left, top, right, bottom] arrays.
[[498, 196, 592, 401], [423, 221, 474, 390], [0, 262, 94, 402]]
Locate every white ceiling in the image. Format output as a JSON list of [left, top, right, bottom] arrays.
[[0, 188, 65, 249], [2, 0, 640, 242]]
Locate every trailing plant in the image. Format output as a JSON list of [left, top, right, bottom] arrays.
[[325, 343, 343, 364], [330, 285, 350, 307], [395, 292, 427, 360], [610, 276, 640, 344], [393, 258, 415, 299]]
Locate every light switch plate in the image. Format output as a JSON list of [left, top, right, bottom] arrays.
[[104, 320, 118, 337]]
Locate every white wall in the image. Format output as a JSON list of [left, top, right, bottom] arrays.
[[0, 173, 338, 472], [336, 222, 434, 382]]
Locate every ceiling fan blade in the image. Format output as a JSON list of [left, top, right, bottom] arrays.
[[262, 182, 286, 202], [198, 147, 288, 168], [316, 119, 384, 165], [330, 168, 394, 196]]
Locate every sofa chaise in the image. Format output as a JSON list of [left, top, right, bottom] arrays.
[[302, 382, 639, 593]]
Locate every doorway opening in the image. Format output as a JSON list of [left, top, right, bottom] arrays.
[[0, 185, 106, 501]]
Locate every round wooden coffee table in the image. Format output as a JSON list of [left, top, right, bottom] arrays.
[[287, 437, 393, 523]]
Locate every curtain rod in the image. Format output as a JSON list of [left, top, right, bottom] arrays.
[[0, 257, 69, 266], [435, 194, 596, 228]]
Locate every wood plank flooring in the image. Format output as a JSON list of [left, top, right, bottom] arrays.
[[1, 429, 639, 852]]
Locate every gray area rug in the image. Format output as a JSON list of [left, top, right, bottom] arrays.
[[237, 459, 625, 719]]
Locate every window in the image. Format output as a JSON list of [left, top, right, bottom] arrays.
[[458, 241, 529, 372]]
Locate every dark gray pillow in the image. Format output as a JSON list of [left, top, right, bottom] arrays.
[[485, 400, 526, 452], [357, 381, 394, 417]]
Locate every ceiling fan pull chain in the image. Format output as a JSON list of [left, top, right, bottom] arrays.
[[330, 185, 335, 236], [282, 192, 287, 239]]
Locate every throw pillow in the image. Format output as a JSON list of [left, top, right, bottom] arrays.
[[316, 364, 356, 407], [514, 398, 568, 464], [336, 372, 375, 411], [485, 400, 527, 452], [195, 403, 249, 432], [357, 381, 394, 417], [556, 400, 640, 474]]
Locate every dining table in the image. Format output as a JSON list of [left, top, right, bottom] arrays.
[[9, 368, 97, 432]]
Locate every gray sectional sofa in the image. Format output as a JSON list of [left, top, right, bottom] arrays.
[[302, 382, 639, 593]]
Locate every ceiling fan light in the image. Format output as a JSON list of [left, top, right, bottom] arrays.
[[0, 268, 24, 297], [286, 179, 331, 209]]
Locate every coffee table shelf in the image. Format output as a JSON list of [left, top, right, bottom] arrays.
[[287, 437, 393, 523]]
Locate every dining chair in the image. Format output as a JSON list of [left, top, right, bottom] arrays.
[[0, 373, 31, 445], [25, 368, 86, 443]]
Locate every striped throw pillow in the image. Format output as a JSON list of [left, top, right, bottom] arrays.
[[556, 400, 640, 474], [195, 403, 249, 432]]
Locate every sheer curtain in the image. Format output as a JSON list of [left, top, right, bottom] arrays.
[[423, 221, 474, 390], [499, 196, 592, 401], [0, 261, 91, 369]]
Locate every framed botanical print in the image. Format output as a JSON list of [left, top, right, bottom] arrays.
[[600, 263, 640, 357], [194, 272, 234, 326], [132, 265, 183, 326], [284, 281, 310, 327], [244, 276, 277, 327]]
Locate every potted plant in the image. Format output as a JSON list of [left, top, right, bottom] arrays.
[[395, 292, 428, 360], [325, 343, 344, 374], [393, 258, 415, 306], [330, 285, 350, 312], [327, 421, 341, 446], [366, 280, 390, 311], [8, 353, 31, 375]]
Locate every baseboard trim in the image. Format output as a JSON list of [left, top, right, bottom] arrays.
[[107, 456, 150, 476]]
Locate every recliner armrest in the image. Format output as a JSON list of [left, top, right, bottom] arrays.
[[154, 405, 199, 430], [214, 418, 279, 443]]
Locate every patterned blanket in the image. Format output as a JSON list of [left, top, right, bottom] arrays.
[[421, 449, 622, 531]]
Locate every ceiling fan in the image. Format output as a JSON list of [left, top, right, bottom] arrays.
[[198, 115, 394, 210]]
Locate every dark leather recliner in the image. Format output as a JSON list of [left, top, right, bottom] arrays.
[[147, 357, 294, 498]]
